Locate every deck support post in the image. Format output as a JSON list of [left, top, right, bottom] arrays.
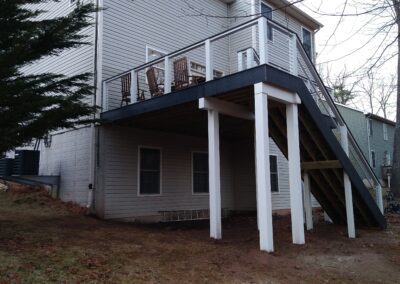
[[286, 103, 305, 245], [254, 83, 274, 252], [375, 184, 384, 214], [303, 172, 313, 231], [340, 125, 356, 239], [207, 109, 221, 239]]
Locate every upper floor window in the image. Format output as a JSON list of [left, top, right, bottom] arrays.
[[261, 3, 273, 41], [368, 119, 373, 136], [301, 27, 312, 59], [138, 147, 161, 195], [383, 124, 388, 141]]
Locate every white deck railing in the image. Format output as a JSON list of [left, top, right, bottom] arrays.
[[102, 16, 383, 212]]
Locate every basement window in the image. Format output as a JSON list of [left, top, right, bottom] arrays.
[[138, 147, 161, 195], [270, 155, 279, 192], [192, 152, 209, 194]]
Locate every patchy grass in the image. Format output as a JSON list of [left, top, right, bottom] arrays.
[[0, 186, 400, 283]]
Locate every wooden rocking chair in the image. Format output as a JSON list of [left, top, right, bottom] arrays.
[[146, 67, 164, 97], [173, 57, 203, 90], [120, 73, 131, 106]]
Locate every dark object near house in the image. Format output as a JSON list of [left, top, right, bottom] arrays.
[[0, 158, 14, 176], [385, 191, 400, 214], [146, 67, 164, 97], [120, 73, 131, 106], [13, 150, 40, 175]]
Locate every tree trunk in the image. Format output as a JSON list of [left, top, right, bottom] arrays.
[[391, 0, 400, 197]]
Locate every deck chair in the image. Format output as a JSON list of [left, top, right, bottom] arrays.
[[146, 67, 164, 97], [173, 57, 203, 90], [120, 73, 131, 106]]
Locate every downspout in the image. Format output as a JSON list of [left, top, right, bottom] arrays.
[[87, 0, 102, 209]]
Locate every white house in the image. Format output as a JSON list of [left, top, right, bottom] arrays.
[[24, 0, 385, 252]]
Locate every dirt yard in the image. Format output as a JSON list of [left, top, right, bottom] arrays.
[[0, 185, 399, 283]]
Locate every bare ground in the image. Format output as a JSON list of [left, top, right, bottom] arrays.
[[0, 185, 399, 283]]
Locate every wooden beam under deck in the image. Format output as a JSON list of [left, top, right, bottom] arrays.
[[301, 160, 342, 171]]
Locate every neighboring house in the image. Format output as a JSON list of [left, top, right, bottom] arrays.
[[336, 104, 395, 185], [366, 113, 395, 183], [22, 0, 385, 252]]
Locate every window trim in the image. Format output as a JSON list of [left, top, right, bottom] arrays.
[[270, 154, 280, 193], [301, 26, 313, 61], [145, 45, 168, 84], [261, 1, 274, 42], [145, 45, 167, 64], [137, 146, 162, 196], [191, 151, 209, 195]]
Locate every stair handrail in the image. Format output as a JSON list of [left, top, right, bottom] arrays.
[[294, 36, 381, 189]]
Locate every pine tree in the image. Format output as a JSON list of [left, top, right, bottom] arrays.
[[0, 0, 97, 154]]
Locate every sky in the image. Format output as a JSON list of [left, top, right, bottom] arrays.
[[296, 0, 397, 120]]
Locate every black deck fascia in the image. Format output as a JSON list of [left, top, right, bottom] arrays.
[[101, 64, 386, 229]]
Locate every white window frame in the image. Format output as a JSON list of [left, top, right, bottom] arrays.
[[137, 146, 162, 196], [383, 123, 388, 141], [270, 154, 280, 193], [191, 151, 209, 195], [261, 1, 274, 42], [301, 26, 313, 61], [145, 45, 167, 84]]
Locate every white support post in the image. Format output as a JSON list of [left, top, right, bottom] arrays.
[[205, 39, 214, 82], [254, 83, 274, 252], [286, 103, 305, 245], [164, 56, 171, 94], [375, 184, 384, 214], [340, 125, 356, 238], [130, 70, 137, 104], [208, 110, 221, 239], [303, 172, 313, 231], [257, 17, 268, 65], [102, 81, 108, 111], [290, 35, 298, 76]]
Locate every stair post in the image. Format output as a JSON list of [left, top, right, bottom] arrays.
[[340, 125, 356, 238]]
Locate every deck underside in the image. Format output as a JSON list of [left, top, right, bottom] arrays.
[[102, 64, 386, 229]]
